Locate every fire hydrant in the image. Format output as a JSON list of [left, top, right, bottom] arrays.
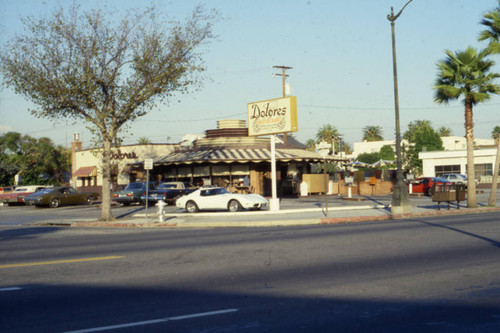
[[156, 200, 166, 223]]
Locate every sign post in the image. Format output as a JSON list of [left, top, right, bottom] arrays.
[[317, 142, 331, 217], [144, 159, 153, 220], [247, 96, 298, 211]]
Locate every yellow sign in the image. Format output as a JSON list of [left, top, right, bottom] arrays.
[[247, 96, 298, 136]]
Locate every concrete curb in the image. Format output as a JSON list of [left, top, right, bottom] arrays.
[[321, 206, 500, 224], [63, 206, 500, 228]]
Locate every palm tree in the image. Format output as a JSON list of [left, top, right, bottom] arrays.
[[316, 124, 340, 154], [489, 126, 500, 206], [434, 47, 500, 208], [362, 126, 383, 142], [137, 137, 151, 144], [479, 3, 500, 206], [438, 126, 452, 137], [305, 139, 316, 152]]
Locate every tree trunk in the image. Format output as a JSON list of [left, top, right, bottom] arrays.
[[465, 102, 477, 208], [100, 137, 114, 221], [488, 138, 500, 206]]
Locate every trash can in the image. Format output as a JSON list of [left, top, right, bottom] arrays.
[[432, 183, 465, 210]]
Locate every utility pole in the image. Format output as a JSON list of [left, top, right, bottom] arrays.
[[387, 0, 413, 215], [272, 65, 293, 143]]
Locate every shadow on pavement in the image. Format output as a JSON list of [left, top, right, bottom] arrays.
[[2, 283, 499, 332]]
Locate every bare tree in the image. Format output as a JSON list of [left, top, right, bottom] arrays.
[[0, 4, 217, 220]]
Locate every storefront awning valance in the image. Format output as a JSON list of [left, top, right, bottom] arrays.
[[154, 148, 344, 166], [73, 166, 97, 177]]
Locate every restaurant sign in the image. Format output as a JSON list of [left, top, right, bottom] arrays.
[[247, 96, 298, 136]]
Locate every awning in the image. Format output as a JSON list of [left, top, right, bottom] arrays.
[[154, 148, 345, 165], [73, 166, 96, 177]]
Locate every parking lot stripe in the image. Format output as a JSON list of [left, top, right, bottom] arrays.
[[62, 309, 238, 333], [0, 256, 123, 269]]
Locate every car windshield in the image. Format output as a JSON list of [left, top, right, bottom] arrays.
[[214, 188, 230, 195], [37, 188, 54, 194], [125, 183, 144, 190], [158, 184, 176, 189]]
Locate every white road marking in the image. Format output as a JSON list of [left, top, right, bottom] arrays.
[[62, 308, 238, 333], [0, 287, 22, 292]]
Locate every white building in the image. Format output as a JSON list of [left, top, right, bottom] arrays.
[[352, 136, 495, 158], [419, 148, 498, 183], [353, 136, 497, 183]]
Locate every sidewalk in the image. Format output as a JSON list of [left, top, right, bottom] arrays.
[[71, 192, 500, 228]]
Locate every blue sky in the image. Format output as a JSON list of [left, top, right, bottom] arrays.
[[1, 0, 499, 149]]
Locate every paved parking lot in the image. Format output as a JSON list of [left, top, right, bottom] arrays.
[[2, 191, 498, 228]]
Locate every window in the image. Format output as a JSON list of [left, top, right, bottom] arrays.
[[435, 165, 460, 177], [474, 163, 493, 179]]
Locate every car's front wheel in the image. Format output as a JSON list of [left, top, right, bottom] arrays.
[[85, 196, 93, 205], [228, 199, 242, 212], [186, 200, 199, 213], [50, 198, 60, 208]]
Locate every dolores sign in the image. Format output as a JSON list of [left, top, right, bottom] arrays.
[[247, 96, 298, 136]]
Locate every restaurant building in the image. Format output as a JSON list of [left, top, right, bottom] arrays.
[[71, 120, 342, 196]]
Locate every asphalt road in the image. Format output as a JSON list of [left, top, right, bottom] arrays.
[[1, 212, 500, 332]]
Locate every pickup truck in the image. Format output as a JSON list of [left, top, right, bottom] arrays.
[[141, 182, 197, 205]]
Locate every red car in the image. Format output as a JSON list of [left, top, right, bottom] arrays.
[[410, 177, 452, 196], [0, 185, 51, 205]]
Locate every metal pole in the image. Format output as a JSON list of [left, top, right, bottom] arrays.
[[270, 134, 279, 211], [387, 1, 412, 214], [324, 157, 328, 217], [145, 169, 149, 220]]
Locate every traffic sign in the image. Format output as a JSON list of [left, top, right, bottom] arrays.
[[144, 159, 153, 170]]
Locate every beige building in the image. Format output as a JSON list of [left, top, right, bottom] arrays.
[[71, 134, 176, 191], [71, 120, 343, 197]]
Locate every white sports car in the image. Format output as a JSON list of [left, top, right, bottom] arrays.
[[176, 187, 268, 213]]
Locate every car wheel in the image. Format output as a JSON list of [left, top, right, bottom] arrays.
[[186, 200, 199, 213], [85, 196, 93, 205], [122, 202, 130, 206], [50, 198, 60, 208], [426, 188, 434, 196], [228, 199, 242, 212]]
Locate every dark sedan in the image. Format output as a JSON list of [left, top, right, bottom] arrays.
[[113, 182, 156, 206], [24, 186, 99, 208]]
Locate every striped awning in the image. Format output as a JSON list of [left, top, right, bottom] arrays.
[[154, 148, 342, 165], [73, 166, 96, 177]]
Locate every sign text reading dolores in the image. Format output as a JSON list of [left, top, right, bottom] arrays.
[[247, 96, 298, 136]]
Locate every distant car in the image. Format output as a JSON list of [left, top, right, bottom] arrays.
[[141, 181, 197, 205], [176, 186, 268, 213], [0, 186, 15, 194], [0, 185, 51, 206], [410, 177, 452, 196], [24, 186, 99, 208], [113, 182, 156, 206], [440, 173, 478, 186]]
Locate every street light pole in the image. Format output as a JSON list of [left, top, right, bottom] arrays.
[[388, 1, 412, 214]]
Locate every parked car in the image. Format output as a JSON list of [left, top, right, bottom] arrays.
[[440, 173, 478, 186], [113, 182, 157, 206], [176, 186, 268, 213], [0, 186, 15, 194], [24, 186, 99, 208], [410, 177, 452, 196], [141, 181, 197, 205], [0, 185, 51, 206]]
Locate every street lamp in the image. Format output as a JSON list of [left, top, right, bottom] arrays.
[[388, 0, 412, 214]]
